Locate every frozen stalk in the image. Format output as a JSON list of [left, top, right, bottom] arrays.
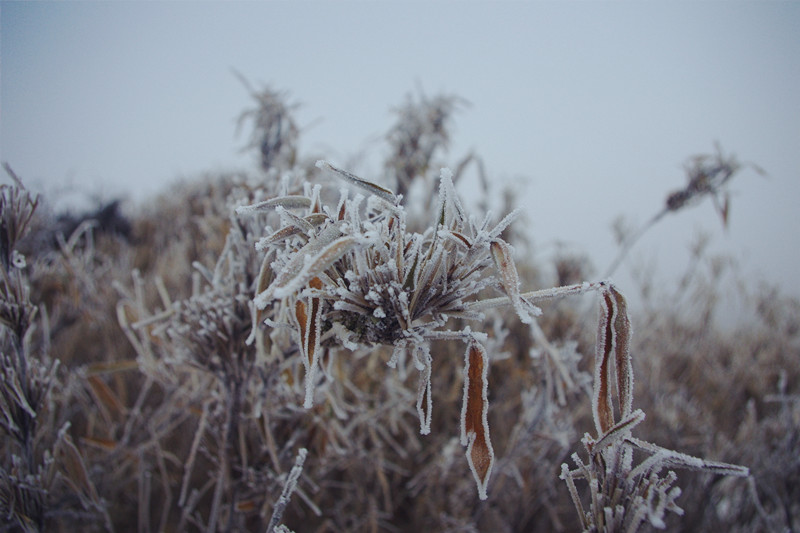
[[266, 448, 308, 533]]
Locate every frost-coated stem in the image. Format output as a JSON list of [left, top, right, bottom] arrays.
[[467, 281, 607, 312], [266, 448, 308, 533]]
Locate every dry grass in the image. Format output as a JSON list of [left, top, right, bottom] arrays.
[[1, 87, 795, 532]]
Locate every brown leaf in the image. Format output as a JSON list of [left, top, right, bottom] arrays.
[[304, 213, 330, 227], [306, 277, 323, 367], [610, 285, 633, 420], [81, 436, 118, 451], [235, 499, 257, 512], [86, 359, 139, 375], [296, 277, 324, 408], [87, 375, 124, 423], [295, 300, 309, 365], [460, 339, 494, 500], [594, 288, 615, 435], [593, 284, 633, 436]]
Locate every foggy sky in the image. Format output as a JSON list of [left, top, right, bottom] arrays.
[[2, 1, 799, 310]]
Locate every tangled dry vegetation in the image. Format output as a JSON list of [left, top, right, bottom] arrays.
[[1, 86, 797, 532]]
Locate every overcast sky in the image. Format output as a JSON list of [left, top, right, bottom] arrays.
[[2, 1, 799, 310]]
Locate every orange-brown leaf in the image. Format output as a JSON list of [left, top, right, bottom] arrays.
[[460, 340, 494, 500], [297, 278, 324, 408], [307, 295, 320, 365], [81, 436, 118, 451], [86, 359, 139, 375], [235, 499, 257, 512], [295, 300, 309, 364], [610, 286, 633, 419], [87, 375, 124, 422], [593, 284, 633, 436], [463, 343, 485, 439], [594, 289, 615, 435], [468, 431, 493, 497]]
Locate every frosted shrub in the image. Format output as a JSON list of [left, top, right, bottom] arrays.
[[236, 158, 749, 510], [237, 160, 540, 498], [1, 168, 109, 531]]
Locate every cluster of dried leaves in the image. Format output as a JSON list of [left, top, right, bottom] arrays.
[[1, 85, 796, 532]]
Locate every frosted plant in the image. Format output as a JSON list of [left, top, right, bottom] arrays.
[[1, 168, 109, 531], [384, 91, 465, 199], [559, 284, 749, 532], [605, 144, 764, 277], [234, 74, 299, 172], [238, 161, 608, 500]]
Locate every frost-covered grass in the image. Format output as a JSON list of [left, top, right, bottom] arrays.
[[1, 87, 797, 532]]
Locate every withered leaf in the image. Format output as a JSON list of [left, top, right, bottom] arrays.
[[261, 234, 355, 304], [593, 283, 633, 436], [490, 239, 537, 324], [460, 339, 494, 500], [87, 375, 124, 423], [594, 289, 615, 435], [81, 436, 118, 451], [610, 285, 633, 420], [235, 195, 312, 214], [295, 300, 309, 364], [296, 277, 323, 408]]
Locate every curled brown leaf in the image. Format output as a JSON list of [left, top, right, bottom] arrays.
[[460, 339, 494, 500]]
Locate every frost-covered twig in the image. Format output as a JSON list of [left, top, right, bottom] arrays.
[[266, 448, 308, 533]]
